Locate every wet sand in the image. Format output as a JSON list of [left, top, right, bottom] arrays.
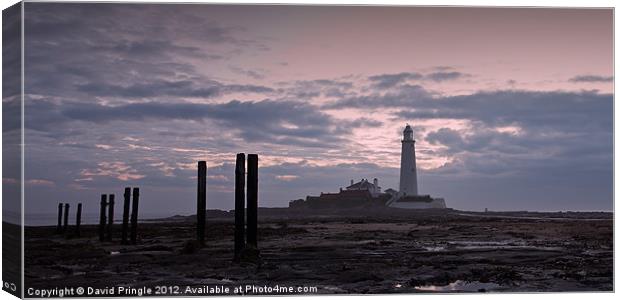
[[24, 209, 613, 295]]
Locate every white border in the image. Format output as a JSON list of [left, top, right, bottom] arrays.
[[0, 1, 616, 300]]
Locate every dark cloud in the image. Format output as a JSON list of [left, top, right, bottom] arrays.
[[367, 71, 468, 88], [425, 71, 468, 82], [569, 75, 613, 83], [393, 90, 612, 131], [2, 3, 21, 99], [27, 99, 349, 149], [401, 90, 612, 182], [2, 2, 23, 221], [283, 79, 354, 99], [2, 96, 22, 133], [348, 118, 383, 128], [75, 80, 273, 98], [426, 128, 465, 150], [420, 120, 612, 211], [229, 66, 266, 80], [323, 84, 434, 109], [95, 40, 219, 60], [24, 3, 253, 46], [368, 72, 423, 88], [326, 86, 611, 132], [23, 3, 269, 100]]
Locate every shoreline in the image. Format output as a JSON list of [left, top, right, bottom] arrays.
[[18, 208, 614, 228], [22, 209, 613, 294]]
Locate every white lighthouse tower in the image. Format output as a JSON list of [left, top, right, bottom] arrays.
[[387, 124, 446, 209], [398, 124, 418, 196]]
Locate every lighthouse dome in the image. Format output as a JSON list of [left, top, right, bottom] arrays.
[[403, 124, 414, 141]]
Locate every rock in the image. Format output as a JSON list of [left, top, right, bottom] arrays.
[[239, 245, 261, 264], [338, 270, 381, 283], [180, 240, 199, 254]]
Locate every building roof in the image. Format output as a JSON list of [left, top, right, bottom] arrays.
[[346, 179, 379, 190]]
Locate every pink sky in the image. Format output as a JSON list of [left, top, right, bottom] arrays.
[[18, 4, 614, 215], [185, 6, 614, 170], [187, 6, 612, 94]]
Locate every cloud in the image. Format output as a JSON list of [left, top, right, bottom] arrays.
[[75, 80, 273, 98], [326, 86, 611, 133], [393, 90, 612, 131], [368, 72, 423, 88], [425, 71, 468, 82], [569, 75, 613, 83], [423, 119, 611, 178], [426, 128, 466, 150], [322, 84, 434, 109], [229, 66, 266, 80], [367, 71, 468, 88], [23, 3, 270, 100], [2, 3, 21, 99], [27, 98, 353, 149], [80, 161, 146, 181], [348, 118, 383, 128], [283, 79, 354, 99], [275, 175, 299, 181], [95, 39, 218, 60], [16, 3, 612, 214], [26, 179, 56, 187]]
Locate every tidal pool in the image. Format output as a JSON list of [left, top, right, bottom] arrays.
[[415, 280, 501, 292]]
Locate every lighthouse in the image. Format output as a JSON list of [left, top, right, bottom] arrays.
[[398, 124, 418, 196], [385, 124, 446, 208]]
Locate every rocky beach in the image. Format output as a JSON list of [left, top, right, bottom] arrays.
[[23, 208, 613, 295]]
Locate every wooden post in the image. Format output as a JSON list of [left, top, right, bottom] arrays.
[[130, 187, 140, 244], [107, 194, 115, 241], [56, 203, 63, 233], [62, 203, 70, 233], [246, 154, 258, 247], [75, 203, 82, 237], [197, 161, 207, 246], [121, 187, 131, 245], [234, 153, 246, 259], [99, 194, 107, 242]]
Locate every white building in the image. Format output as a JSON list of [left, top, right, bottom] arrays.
[[346, 178, 381, 197], [398, 124, 418, 197], [388, 124, 447, 209]]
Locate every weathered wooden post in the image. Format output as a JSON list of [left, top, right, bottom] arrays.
[[246, 154, 258, 247], [107, 194, 115, 241], [63, 203, 70, 233], [234, 153, 246, 260], [56, 203, 63, 233], [121, 187, 131, 245], [197, 161, 207, 246], [99, 194, 107, 242], [130, 187, 140, 244], [75, 203, 82, 237]]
